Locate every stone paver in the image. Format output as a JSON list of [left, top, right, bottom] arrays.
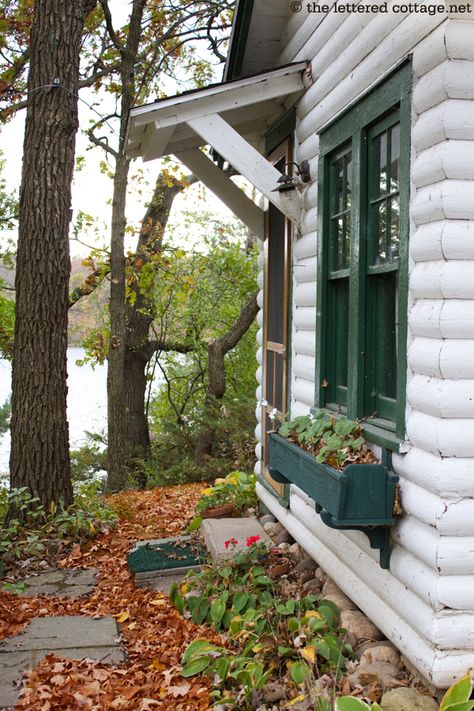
[[141, 571, 188, 594], [0, 616, 124, 709], [200, 516, 272, 560], [14, 568, 98, 598]]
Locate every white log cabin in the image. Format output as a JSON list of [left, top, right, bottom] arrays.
[[126, 5, 474, 689]]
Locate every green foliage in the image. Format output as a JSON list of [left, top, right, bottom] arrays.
[[0, 397, 10, 435], [439, 674, 474, 710], [173, 541, 352, 709], [0, 482, 117, 572], [279, 410, 372, 470], [144, 235, 258, 482], [187, 470, 258, 530], [336, 699, 383, 710], [70, 431, 107, 482]]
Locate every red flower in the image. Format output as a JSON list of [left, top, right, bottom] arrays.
[[224, 537, 238, 549], [245, 535, 261, 547]]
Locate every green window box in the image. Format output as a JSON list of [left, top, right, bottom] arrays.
[[268, 432, 399, 569]]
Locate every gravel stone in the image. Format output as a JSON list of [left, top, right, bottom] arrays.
[[294, 557, 317, 574], [359, 641, 401, 667], [380, 687, 439, 711], [340, 610, 384, 644], [347, 661, 403, 691], [274, 529, 293, 545]]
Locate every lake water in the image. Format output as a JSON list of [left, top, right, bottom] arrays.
[[0, 347, 132, 474]]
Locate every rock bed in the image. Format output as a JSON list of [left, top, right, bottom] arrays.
[[260, 514, 439, 710]]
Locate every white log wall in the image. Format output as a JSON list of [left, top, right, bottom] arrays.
[[251, 14, 474, 688]]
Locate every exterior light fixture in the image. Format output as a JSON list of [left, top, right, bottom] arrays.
[[272, 160, 311, 193]]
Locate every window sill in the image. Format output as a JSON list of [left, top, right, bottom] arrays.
[[361, 421, 407, 454]]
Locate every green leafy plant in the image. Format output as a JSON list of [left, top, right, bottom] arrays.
[[335, 699, 383, 710], [0, 397, 10, 435], [187, 470, 258, 531], [174, 539, 352, 709], [0, 483, 117, 571], [439, 673, 474, 710], [278, 410, 378, 470]]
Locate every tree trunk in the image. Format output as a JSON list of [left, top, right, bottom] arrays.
[[9, 0, 96, 515], [106, 0, 146, 492], [194, 292, 259, 464], [106, 152, 129, 491], [123, 172, 189, 484]]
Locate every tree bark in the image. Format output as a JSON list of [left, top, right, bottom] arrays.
[[194, 291, 259, 464], [9, 0, 96, 513], [105, 0, 146, 492], [124, 172, 189, 485]]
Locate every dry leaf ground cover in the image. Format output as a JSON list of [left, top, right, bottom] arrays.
[[0, 484, 221, 710]]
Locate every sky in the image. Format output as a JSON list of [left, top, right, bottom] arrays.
[[0, 1, 241, 258]]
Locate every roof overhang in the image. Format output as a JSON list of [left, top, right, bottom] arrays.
[[126, 62, 308, 161], [125, 62, 310, 231]]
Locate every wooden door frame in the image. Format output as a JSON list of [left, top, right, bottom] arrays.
[[261, 138, 293, 496]]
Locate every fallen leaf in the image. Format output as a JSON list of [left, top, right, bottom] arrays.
[[115, 610, 130, 623], [300, 645, 316, 663]]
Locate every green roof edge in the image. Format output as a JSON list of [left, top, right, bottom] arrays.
[[224, 0, 255, 81]]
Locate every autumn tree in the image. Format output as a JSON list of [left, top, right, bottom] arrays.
[[1, 0, 236, 492], [83, 0, 232, 491], [8, 0, 97, 514]]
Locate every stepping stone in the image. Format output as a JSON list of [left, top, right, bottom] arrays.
[[200, 517, 273, 561], [129, 536, 203, 590], [9, 568, 98, 598], [0, 615, 124, 709], [141, 571, 189, 594]]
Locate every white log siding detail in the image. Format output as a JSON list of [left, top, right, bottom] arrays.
[[248, 16, 474, 688], [411, 221, 474, 262], [413, 101, 474, 152], [410, 263, 474, 299]]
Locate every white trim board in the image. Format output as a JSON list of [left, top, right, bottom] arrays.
[[126, 62, 308, 159]]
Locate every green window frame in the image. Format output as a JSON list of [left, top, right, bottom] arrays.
[[315, 62, 411, 449]]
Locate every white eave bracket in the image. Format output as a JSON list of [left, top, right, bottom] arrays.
[[175, 148, 265, 239], [186, 113, 301, 225], [126, 61, 310, 226]]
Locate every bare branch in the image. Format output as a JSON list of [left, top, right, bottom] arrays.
[[98, 0, 122, 53], [86, 128, 119, 158]]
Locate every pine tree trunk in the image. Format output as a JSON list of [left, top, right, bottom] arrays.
[[9, 0, 96, 513]]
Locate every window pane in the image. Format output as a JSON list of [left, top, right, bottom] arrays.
[[333, 157, 344, 214], [267, 205, 285, 342], [345, 156, 352, 210], [343, 214, 351, 269], [373, 132, 388, 198], [326, 278, 349, 405], [265, 351, 275, 407], [275, 352, 284, 412], [374, 201, 387, 265], [389, 194, 400, 261], [365, 272, 397, 415], [376, 272, 397, 401], [390, 124, 400, 192], [330, 147, 352, 272], [335, 216, 343, 270]]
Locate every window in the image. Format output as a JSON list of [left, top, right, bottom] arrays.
[[316, 63, 411, 445]]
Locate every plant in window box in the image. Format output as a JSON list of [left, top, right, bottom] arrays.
[[268, 411, 400, 569]]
